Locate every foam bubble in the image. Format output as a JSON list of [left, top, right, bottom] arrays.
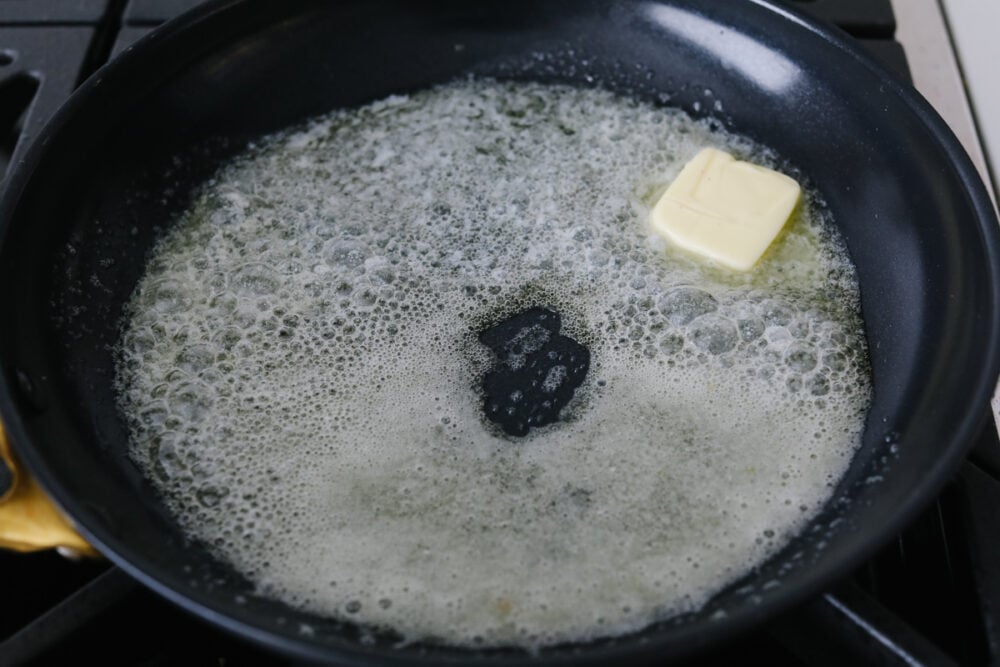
[[115, 80, 870, 650]]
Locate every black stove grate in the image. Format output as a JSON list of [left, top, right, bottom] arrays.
[[1, 1, 999, 665]]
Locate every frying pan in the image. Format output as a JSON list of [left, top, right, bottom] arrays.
[[2, 0, 999, 663]]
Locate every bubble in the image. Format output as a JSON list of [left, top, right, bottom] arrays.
[[790, 319, 810, 339], [176, 345, 215, 374], [139, 403, 169, 428], [151, 437, 185, 480], [196, 485, 229, 507], [762, 302, 794, 327], [767, 328, 793, 347], [691, 316, 738, 355], [167, 383, 213, 422], [214, 328, 243, 351], [785, 345, 818, 373], [149, 279, 192, 314], [822, 351, 847, 372], [233, 264, 280, 295], [330, 240, 369, 269], [807, 374, 830, 396], [658, 287, 718, 325]]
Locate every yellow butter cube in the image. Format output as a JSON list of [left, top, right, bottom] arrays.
[[649, 148, 801, 271]]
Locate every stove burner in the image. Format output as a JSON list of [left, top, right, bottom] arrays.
[[1, 1, 998, 665]]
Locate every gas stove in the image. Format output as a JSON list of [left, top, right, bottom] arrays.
[[1, 1, 999, 665]]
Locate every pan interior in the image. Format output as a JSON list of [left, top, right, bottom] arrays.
[[1, 0, 997, 662]]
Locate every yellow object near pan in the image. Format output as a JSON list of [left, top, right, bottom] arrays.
[[0, 425, 96, 557]]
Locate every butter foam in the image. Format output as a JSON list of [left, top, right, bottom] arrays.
[[115, 80, 870, 649]]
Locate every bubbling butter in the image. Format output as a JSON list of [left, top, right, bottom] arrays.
[[114, 80, 870, 649]]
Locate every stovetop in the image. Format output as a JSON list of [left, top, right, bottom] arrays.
[[1, 1, 999, 665]]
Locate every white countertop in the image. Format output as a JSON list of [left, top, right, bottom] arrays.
[[889, 0, 1000, 428], [891, 0, 997, 206], [939, 0, 1000, 204]]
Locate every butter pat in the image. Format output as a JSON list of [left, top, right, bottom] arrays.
[[649, 148, 801, 271]]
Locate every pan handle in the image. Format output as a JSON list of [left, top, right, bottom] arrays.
[[0, 424, 99, 557]]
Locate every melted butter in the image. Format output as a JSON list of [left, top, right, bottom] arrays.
[[114, 80, 870, 649]]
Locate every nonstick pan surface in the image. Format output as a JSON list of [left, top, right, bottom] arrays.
[[1, 0, 999, 663]]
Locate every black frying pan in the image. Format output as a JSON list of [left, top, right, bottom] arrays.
[[2, 0, 999, 663]]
